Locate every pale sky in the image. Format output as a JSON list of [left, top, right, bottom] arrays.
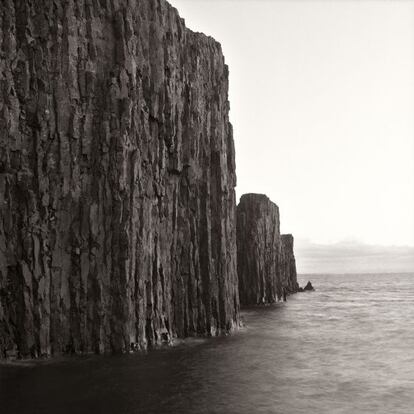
[[168, 0, 414, 270]]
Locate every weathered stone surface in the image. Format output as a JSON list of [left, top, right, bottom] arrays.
[[0, 0, 239, 358], [236, 194, 299, 306], [280, 234, 300, 294], [237, 194, 281, 305]]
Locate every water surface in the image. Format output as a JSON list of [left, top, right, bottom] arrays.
[[1, 273, 414, 413]]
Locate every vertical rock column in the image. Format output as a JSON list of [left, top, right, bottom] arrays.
[[237, 194, 282, 305], [280, 234, 300, 294], [0, 0, 239, 358], [236, 194, 299, 306]]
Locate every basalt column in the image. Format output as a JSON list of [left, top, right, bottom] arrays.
[[236, 193, 299, 306], [280, 234, 299, 294], [236, 194, 282, 305], [0, 0, 239, 358]]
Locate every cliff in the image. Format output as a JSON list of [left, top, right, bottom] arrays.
[[0, 0, 239, 358], [237, 194, 299, 305], [280, 234, 299, 294]]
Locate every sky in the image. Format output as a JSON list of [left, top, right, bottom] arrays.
[[169, 0, 414, 272]]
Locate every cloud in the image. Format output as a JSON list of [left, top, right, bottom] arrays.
[[295, 239, 414, 274]]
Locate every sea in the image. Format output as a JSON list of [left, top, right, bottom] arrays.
[[1, 273, 414, 414]]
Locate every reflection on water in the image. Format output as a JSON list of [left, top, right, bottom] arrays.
[[1, 273, 414, 414]]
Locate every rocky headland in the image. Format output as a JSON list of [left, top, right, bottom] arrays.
[[0, 0, 301, 360], [0, 0, 239, 358]]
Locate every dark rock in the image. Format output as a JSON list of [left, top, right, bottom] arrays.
[[303, 281, 315, 291], [237, 194, 280, 305], [236, 194, 299, 306], [0, 0, 239, 358], [280, 234, 300, 294]]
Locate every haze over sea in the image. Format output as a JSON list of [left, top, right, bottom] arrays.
[[1, 273, 413, 414]]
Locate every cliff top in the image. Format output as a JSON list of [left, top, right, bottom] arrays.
[[239, 193, 271, 203], [281, 234, 295, 247], [164, 0, 225, 52]]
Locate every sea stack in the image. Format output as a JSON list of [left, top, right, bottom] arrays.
[[280, 234, 300, 294], [0, 0, 239, 358], [237, 194, 299, 305]]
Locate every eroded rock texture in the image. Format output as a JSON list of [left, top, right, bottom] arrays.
[[280, 234, 299, 294], [0, 0, 239, 358], [237, 194, 299, 306]]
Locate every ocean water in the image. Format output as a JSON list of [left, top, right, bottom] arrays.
[[1, 273, 414, 414]]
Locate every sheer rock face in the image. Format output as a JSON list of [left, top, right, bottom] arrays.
[[280, 234, 299, 294], [236, 194, 299, 306], [0, 0, 239, 358], [237, 194, 281, 305]]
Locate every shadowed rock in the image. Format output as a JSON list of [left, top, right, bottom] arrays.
[[280, 234, 300, 294], [303, 281, 315, 291], [236, 194, 300, 306], [0, 0, 239, 358]]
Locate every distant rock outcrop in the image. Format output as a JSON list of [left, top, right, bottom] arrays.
[[280, 234, 300, 294], [237, 194, 281, 305], [303, 281, 315, 291], [236, 194, 299, 305], [0, 0, 239, 358]]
